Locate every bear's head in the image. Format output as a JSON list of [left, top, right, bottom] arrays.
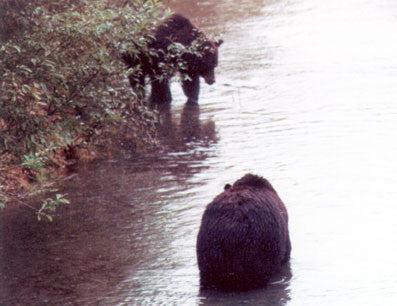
[[198, 39, 223, 85]]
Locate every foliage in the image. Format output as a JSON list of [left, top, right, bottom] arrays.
[[37, 193, 70, 222], [0, 0, 170, 217]]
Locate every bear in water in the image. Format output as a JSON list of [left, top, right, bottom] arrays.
[[196, 174, 291, 290], [122, 13, 223, 104]]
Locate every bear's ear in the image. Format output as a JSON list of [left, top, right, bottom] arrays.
[[215, 39, 224, 47]]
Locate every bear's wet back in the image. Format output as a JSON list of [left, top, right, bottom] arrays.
[[196, 173, 291, 291]]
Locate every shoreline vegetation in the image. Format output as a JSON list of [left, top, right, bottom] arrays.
[[0, 0, 172, 219]]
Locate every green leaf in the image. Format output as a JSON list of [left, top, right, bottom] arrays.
[[13, 45, 21, 53]]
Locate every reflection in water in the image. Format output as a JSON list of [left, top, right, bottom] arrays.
[[157, 102, 217, 151], [0, 161, 169, 304], [0, 100, 218, 305]]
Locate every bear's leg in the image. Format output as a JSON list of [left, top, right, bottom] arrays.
[[182, 74, 200, 104], [150, 79, 172, 104], [129, 74, 145, 99]]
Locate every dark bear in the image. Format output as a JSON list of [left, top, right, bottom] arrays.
[[122, 13, 223, 104], [196, 174, 291, 291]]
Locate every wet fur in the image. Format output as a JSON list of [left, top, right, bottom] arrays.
[[197, 174, 291, 290], [123, 13, 222, 104]]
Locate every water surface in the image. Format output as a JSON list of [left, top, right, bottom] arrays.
[[2, 0, 397, 305]]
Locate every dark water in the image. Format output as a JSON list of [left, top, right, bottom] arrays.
[[2, 0, 397, 304]]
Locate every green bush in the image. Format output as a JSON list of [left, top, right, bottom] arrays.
[[0, 0, 171, 218]]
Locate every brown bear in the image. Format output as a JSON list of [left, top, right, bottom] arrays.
[[196, 174, 291, 291], [122, 13, 223, 104]]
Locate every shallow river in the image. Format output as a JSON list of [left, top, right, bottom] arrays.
[[2, 0, 397, 305]]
